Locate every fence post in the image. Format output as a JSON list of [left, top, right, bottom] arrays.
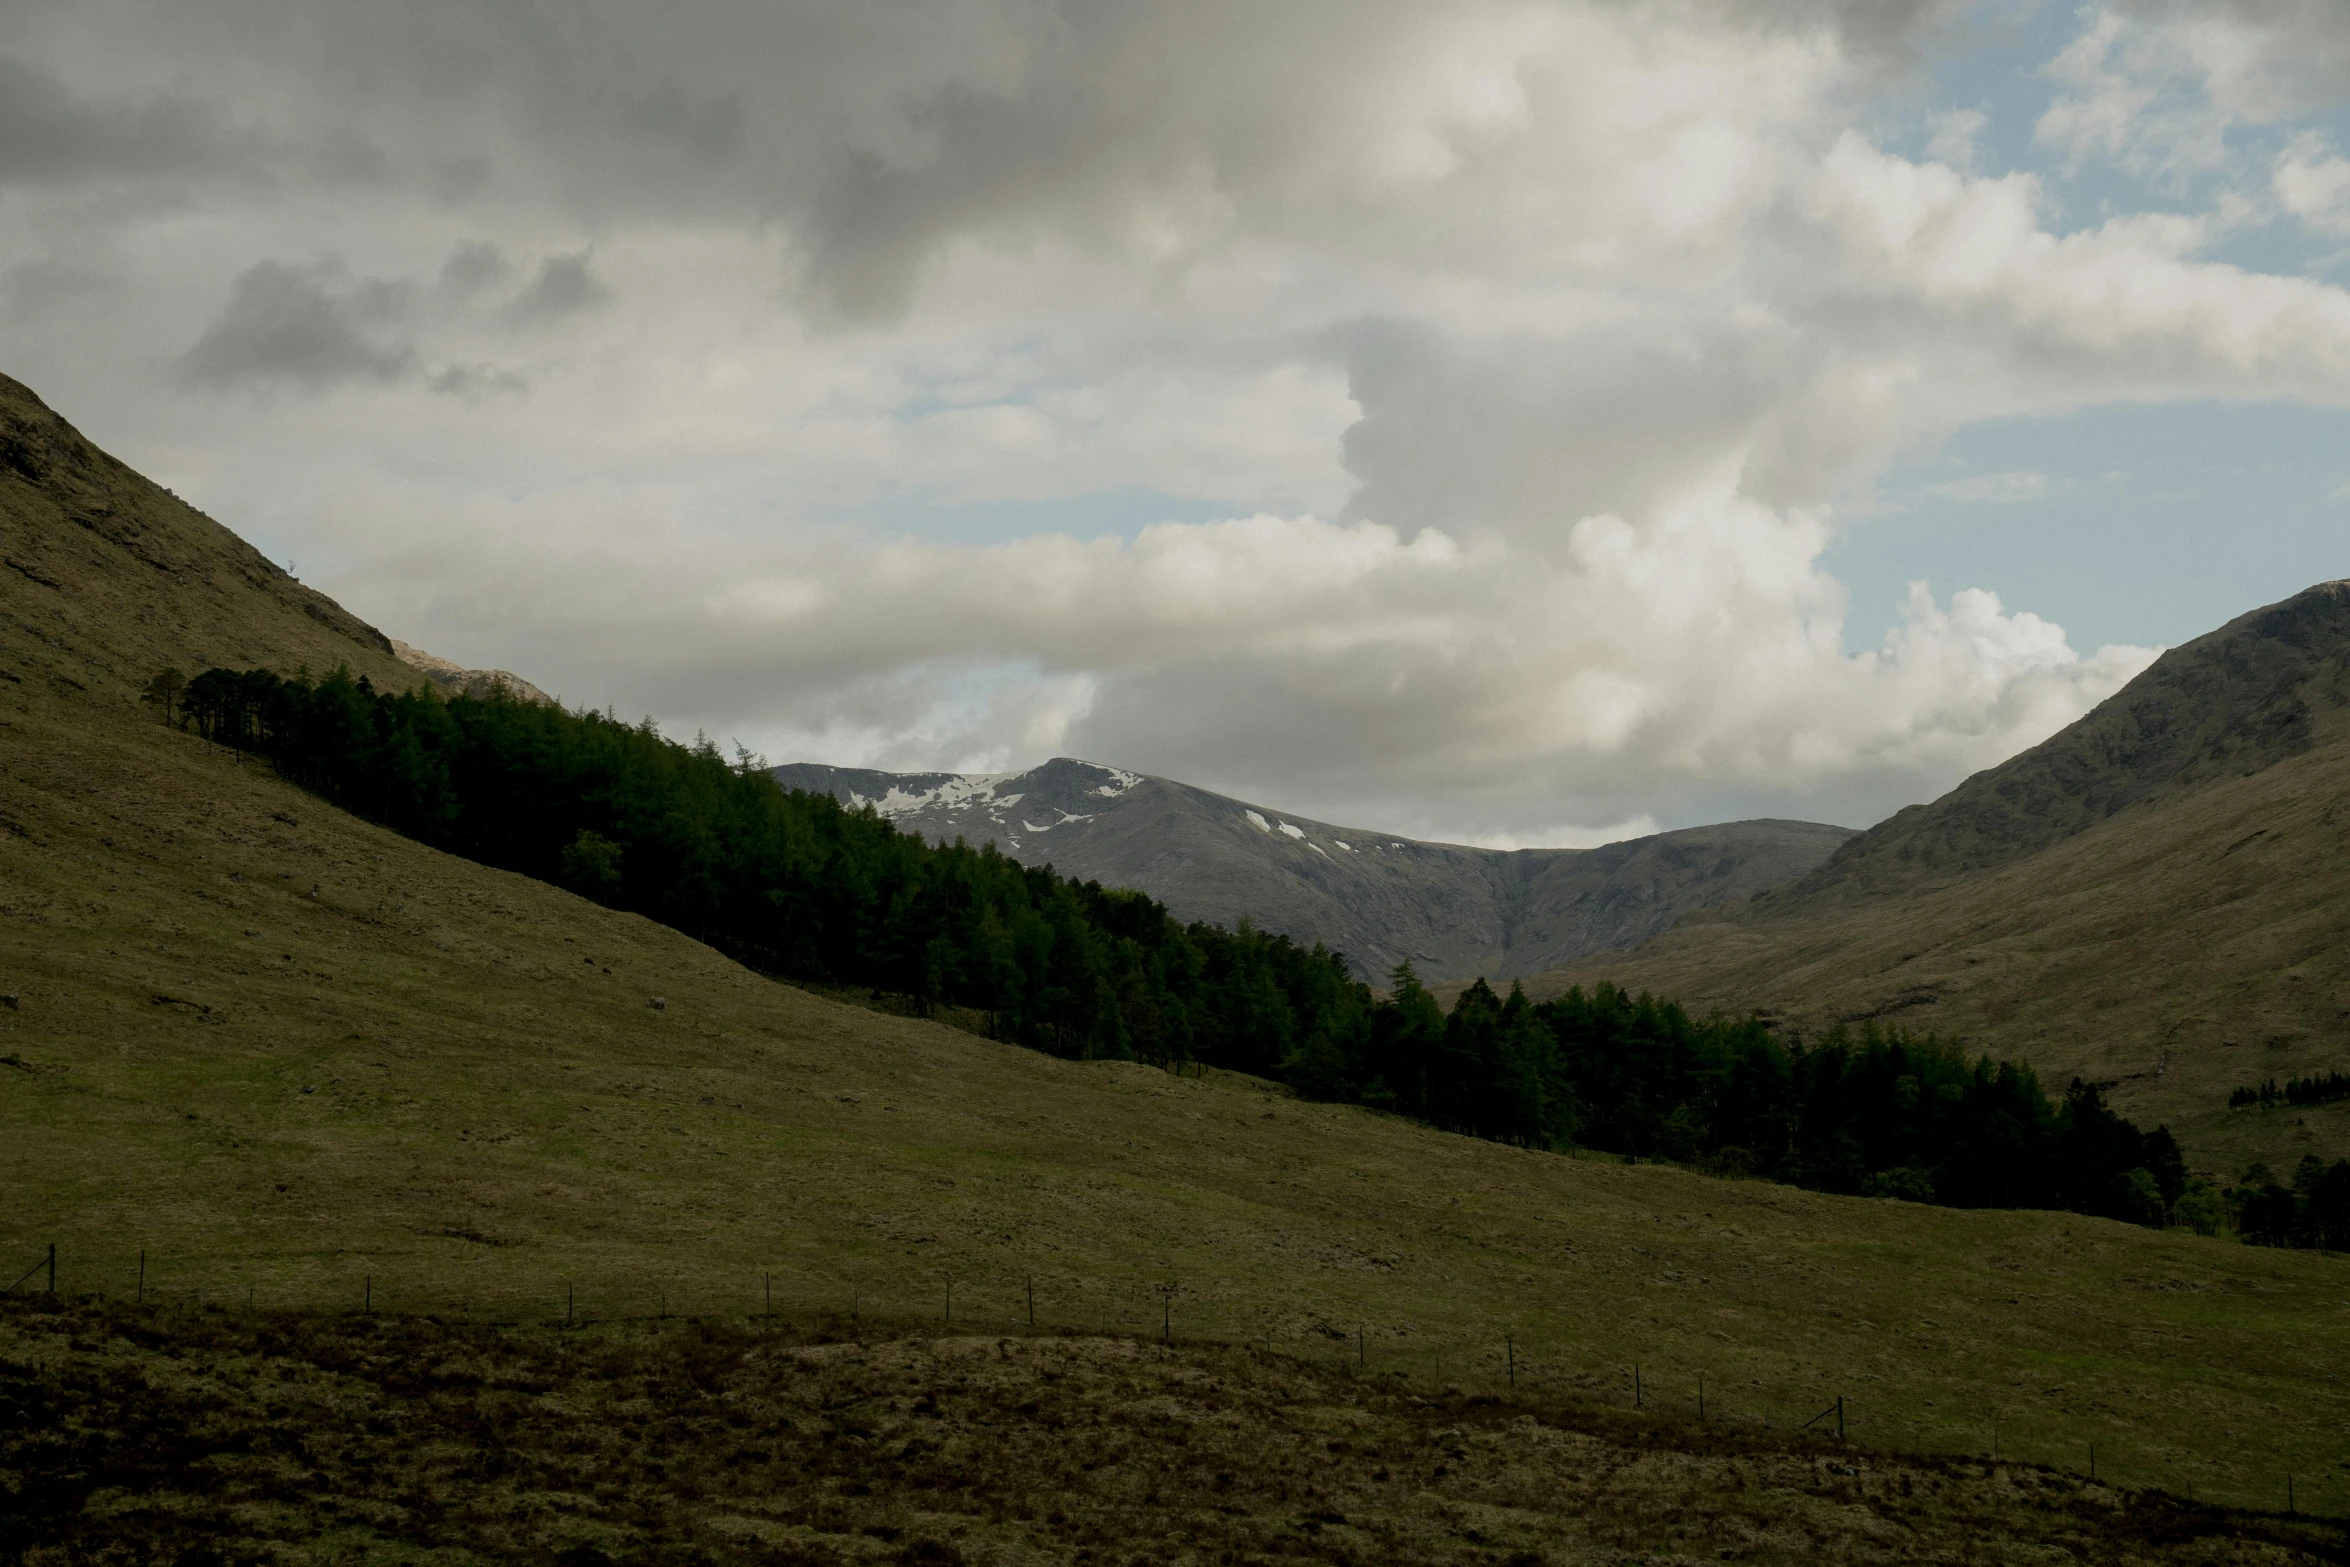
[[1634, 1363, 1642, 1409], [1506, 1335, 1515, 1390], [1358, 1325, 1365, 1367]]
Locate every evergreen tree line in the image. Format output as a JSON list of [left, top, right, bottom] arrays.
[[176, 665, 2228, 1235], [1324, 971, 2197, 1227], [2228, 1071, 2350, 1110], [2230, 1156, 2350, 1251]]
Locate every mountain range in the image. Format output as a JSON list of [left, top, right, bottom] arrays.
[[774, 758, 1854, 983]]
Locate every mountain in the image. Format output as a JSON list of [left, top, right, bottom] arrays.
[[774, 757, 1856, 983], [1527, 580, 2350, 1172]]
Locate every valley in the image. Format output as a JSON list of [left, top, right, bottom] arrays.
[[5, 367, 2350, 1558]]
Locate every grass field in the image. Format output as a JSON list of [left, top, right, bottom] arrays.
[[10, 1294, 2347, 1567], [6, 685, 2350, 1538]]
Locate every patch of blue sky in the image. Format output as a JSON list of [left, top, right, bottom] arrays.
[[824, 484, 1242, 547], [1872, 0, 2068, 177], [1874, 2, 2350, 276], [1828, 400, 2350, 655]]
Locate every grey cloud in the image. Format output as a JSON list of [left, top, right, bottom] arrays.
[[0, 52, 259, 186], [505, 253, 609, 326], [428, 362, 529, 400], [4, 1, 1966, 311], [1333, 317, 1801, 535], [439, 241, 510, 298], [177, 260, 416, 391], [0, 257, 120, 318]]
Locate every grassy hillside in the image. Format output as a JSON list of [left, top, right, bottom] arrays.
[[1527, 723, 2350, 1179], [1780, 581, 2350, 905], [5, 692, 2349, 1524], [4, 373, 2348, 1550], [0, 373, 415, 702]]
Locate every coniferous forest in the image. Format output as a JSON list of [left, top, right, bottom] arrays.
[[174, 665, 2315, 1239]]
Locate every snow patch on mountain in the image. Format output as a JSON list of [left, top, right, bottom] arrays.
[[851, 773, 1024, 817]]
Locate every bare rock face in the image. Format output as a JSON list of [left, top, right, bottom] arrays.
[[774, 757, 1854, 985]]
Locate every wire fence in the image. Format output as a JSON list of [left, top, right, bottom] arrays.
[[3, 1238, 2335, 1523]]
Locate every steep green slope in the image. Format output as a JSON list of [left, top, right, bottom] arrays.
[[1780, 580, 2350, 904], [0, 373, 413, 701]]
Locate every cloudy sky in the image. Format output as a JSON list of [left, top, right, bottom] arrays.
[[4, 0, 2348, 845]]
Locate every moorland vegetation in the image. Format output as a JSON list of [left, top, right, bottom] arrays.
[[9, 1293, 2344, 1567]]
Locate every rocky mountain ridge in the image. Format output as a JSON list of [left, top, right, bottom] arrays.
[[775, 757, 1855, 984]]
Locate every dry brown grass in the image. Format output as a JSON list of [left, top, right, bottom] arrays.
[[7, 1294, 2344, 1566]]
